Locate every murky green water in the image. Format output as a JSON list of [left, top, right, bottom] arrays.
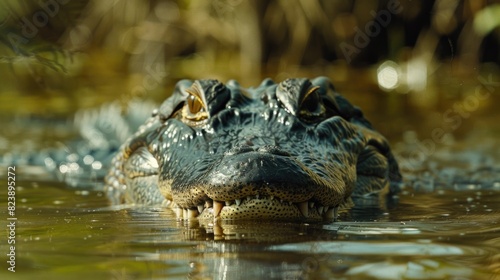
[[1, 177, 499, 279], [1, 75, 500, 279]]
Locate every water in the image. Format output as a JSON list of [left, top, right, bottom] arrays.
[[0, 177, 499, 279], [1, 78, 500, 279]]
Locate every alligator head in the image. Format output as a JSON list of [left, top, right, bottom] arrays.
[[105, 77, 401, 222]]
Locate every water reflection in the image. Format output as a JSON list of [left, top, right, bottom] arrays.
[[3, 179, 498, 279]]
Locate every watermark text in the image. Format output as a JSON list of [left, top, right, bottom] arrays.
[[6, 166, 17, 272], [340, 0, 403, 63]]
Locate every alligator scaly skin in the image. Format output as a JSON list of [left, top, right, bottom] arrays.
[[105, 77, 402, 222]]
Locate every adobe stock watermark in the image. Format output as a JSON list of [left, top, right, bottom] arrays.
[[340, 0, 403, 63], [130, 63, 168, 98], [6, 0, 71, 54], [293, 234, 345, 279], [397, 74, 499, 172], [6, 166, 17, 273]]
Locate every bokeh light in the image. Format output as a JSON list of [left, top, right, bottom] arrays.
[[377, 60, 400, 91]]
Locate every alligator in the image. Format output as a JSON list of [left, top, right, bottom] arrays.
[[105, 77, 402, 222]]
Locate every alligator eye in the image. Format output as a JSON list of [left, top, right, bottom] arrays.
[[277, 79, 326, 123], [299, 86, 325, 121], [187, 95, 203, 114], [299, 86, 325, 122], [183, 84, 208, 122]]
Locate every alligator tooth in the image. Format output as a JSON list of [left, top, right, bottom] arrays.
[[171, 202, 179, 209], [235, 199, 242, 206], [255, 194, 259, 199], [183, 209, 188, 218], [325, 207, 337, 220], [323, 207, 329, 214], [213, 201, 224, 217], [309, 201, 315, 209], [269, 196, 274, 200], [317, 206, 324, 214], [205, 200, 213, 208], [226, 200, 233, 206], [197, 205, 204, 214], [174, 207, 183, 219], [297, 201, 309, 217], [288, 201, 293, 205], [213, 225, 223, 236], [188, 209, 199, 218]]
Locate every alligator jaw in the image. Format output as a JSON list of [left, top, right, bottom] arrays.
[[169, 195, 338, 222]]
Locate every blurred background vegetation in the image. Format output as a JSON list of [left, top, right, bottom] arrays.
[[0, 0, 498, 135]]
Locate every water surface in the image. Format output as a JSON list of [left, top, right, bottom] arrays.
[[0, 166, 498, 280], [1, 77, 500, 280]]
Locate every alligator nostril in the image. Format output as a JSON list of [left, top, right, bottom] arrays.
[[257, 145, 291, 157], [225, 145, 256, 156]]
